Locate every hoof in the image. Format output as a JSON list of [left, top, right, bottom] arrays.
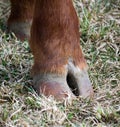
[[32, 61, 94, 100], [67, 60, 94, 98], [33, 74, 75, 101]]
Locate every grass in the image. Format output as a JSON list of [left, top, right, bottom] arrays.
[[0, 0, 120, 126]]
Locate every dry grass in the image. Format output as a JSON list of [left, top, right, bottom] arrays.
[[0, 0, 120, 127]]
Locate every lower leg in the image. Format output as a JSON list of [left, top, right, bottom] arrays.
[[30, 0, 93, 100], [7, 0, 34, 40]]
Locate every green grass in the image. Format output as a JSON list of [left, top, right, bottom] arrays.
[[0, 0, 120, 126]]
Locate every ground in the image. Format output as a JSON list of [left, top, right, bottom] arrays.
[[0, 0, 120, 127]]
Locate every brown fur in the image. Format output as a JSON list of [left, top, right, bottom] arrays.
[[30, 0, 87, 76], [8, 0, 34, 22]]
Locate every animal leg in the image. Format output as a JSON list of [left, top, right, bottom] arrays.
[[8, 0, 34, 40]]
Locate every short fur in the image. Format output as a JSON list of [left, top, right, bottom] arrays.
[[8, 0, 34, 22], [30, 0, 87, 75], [7, 0, 35, 40]]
